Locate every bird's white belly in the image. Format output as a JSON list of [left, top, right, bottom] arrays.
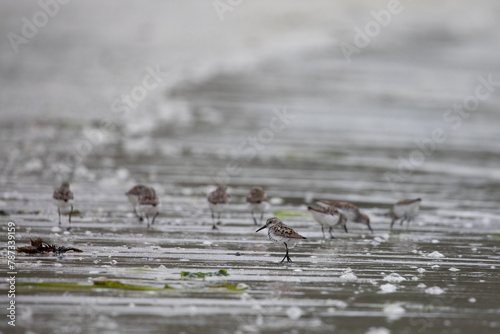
[[140, 204, 158, 216], [311, 211, 340, 227], [394, 202, 420, 218], [249, 201, 269, 213], [209, 202, 226, 213], [54, 199, 72, 210], [268, 231, 301, 248]]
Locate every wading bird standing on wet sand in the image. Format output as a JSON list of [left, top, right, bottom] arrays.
[[126, 185, 159, 227], [308, 206, 348, 239], [53, 182, 74, 230], [256, 217, 306, 263], [390, 198, 421, 230], [316, 200, 373, 233], [246, 186, 269, 226], [207, 184, 228, 229]]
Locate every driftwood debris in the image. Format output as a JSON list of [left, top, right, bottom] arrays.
[[17, 238, 83, 254]]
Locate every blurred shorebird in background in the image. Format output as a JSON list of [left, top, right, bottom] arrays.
[[390, 198, 422, 230], [308, 205, 348, 239], [126, 185, 159, 227], [207, 184, 228, 229], [316, 200, 373, 233], [246, 186, 269, 226], [53, 182, 74, 230]]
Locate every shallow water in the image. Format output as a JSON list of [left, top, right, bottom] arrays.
[[2, 1, 500, 334]]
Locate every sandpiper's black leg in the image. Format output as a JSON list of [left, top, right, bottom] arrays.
[[137, 208, 144, 222], [58, 208, 61, 225], [280, 243, 292, 263], [390, 218, 396, 230], [146, 214, 150, 228], [251, 210, 257, 225], [211, 210, 218, 230], [133, 207, 139, 218], [67, 204, 73, 231], [367, 224, 374, 233], [406, 216, 412, 230], [329, 227, 335, 239], [286, 244, 292, 262], [280, 254, 287, 263], [151, 212, 159, 225], [400, 216, 406, 226], [344, 224, 349, 234]]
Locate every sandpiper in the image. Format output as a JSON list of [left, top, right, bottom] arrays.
[[207, 184, 228, 229], [256, 217, 306, 263], [138, 188, 159, 228], [390, 198, 421, 230], [316, 200, 373, 233], [126, 185, 159, 227], [126, 185, 149, 220], [246, 186, 269, 226], [308, 206, 348, 239], [53, 182, 74, 229]]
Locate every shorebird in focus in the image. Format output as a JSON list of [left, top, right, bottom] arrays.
[[246, 186, 269, 226], [316, 200, 373, 233], [256, 217, 306, 263], [390, 198, 421, 230], [207, 184, 228, 229], [53, 182, 74, 229], [308, 206, 348, 239]]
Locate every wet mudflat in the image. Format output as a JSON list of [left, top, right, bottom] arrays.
[[3, 186, 500, 334], [3, 54, 500, 331], [2, 1, 500, 334]]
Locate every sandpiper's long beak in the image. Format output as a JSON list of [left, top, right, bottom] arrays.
[[256, 225, 266, 232]]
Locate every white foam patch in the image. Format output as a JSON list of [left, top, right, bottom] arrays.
[[426, 251, 445, 258], [286, 306, 303, 320], [379, 283, 397, 294], [326, 300, 348, 309], [383, 273, 406, 283], [365, 328, 391, 334], [339, 268, 358, 281], [383, 303, 405, 321], [425, 286, 445, 295]]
